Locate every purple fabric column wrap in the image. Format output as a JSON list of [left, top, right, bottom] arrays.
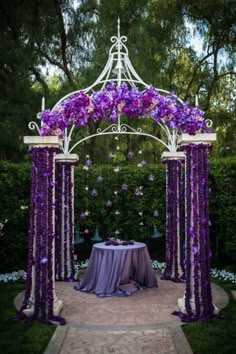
[[173, 143, 214, 322], [55, 160, 76, 281], [162, 159, 183, 282], [17, 146, 65, 325]]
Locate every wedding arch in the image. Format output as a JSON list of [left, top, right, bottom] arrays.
[[18, 19, 217, 325]]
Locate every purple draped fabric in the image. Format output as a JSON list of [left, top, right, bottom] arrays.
[[74, 242, 157, 297]]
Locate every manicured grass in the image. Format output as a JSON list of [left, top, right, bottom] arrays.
[[0, 281, 56, 354], [182, 281, 236, 354]]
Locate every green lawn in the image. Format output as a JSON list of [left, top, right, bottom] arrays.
[[0, 281, 56, 354], [183, 281, 236, 354]]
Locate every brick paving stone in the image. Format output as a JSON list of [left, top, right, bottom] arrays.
[[59, 327, 176, 354]]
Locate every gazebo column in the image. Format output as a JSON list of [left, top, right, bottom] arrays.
[[18, 136, 64, 324], [55, 154, 79, 281], [177, 133, 218, 321], [161, 151, 185, 282]]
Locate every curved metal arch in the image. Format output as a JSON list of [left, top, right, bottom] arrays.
[[65, 113, 178, 154], [68, 129, 170, 154], [31, 18, 195, 154]]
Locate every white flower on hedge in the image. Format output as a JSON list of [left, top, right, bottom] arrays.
[[0, 271, 26, 283], [114, 166, 121, 173], [210, 268, 236, 284], [151, 260, 166, 270], [20, 206, 28, 210]]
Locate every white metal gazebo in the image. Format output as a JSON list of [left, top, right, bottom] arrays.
[[20, 19, 217, 325]]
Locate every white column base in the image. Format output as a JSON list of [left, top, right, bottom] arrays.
[[177, 267, 184, 279], [53, 298, 63, 316], [178, 296, 219, 314], [22, 298, 63, 317], [23, 302, 35, 317]]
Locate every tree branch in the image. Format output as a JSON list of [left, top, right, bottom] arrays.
[[218, 71, 236, 79], [184, 50, 215, 100], [29, 66, 49, 98], [53, 0, 76, 89], [204, 46, 219, 111], [36, 46, 65, 71]]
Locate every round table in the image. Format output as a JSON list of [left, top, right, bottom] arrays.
[[74, 242, 157, 297]]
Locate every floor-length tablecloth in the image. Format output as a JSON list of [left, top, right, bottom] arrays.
[[74, 242, 157, 296]]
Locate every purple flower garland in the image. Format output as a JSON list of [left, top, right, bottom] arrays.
[[64, 164, 68, 280], [17, 146, 65, 325], [55, 162, 63, 280], [38, 82, 206, 136], [173, 144, 214, 322], [55, 161, 76, 281], [162, 159, 183, 282], [68, 164, 76, 280], [161, 161, 172, 279]]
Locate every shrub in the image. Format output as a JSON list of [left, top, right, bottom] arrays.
[[0, 157, 235, 271], [0, 162, 30, 272], [74, 164, 165, 241], [209, 157, 236, 266]]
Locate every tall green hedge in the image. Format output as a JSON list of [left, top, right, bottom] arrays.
[[0, 158, 235, 272], [74, 164, 166, 241], [209, 158, 236, 267], [0, 162, 30, 272]]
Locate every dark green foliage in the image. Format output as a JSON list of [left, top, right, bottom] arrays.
[[0, 162, 30, 272], [0, 281, 56, 354], [74, 164, 166, 240], [209, 158, 236, 266], [1, 0, 236, 161], [0, 158, 235, 272]]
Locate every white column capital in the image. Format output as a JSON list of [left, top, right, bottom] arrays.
[[24, 136, 62, 147], [178, 133, 217, 146], [161, 151, 185, 161], [55, 153, 79, 163]]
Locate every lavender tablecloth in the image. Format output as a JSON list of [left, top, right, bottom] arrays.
[[74, 242, 157, 297]]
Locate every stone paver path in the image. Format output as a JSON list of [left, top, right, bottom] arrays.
[[57, 327, 177, 354], [15, 271, 229, 354], [55, 271, 228, 327]]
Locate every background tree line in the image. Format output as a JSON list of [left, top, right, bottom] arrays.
[[0, 0, 236, 161]]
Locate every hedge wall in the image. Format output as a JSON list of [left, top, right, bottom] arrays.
[[0, 162, 30, 272], [0, 158, 235, 272], [209, 157, 236, 268], [74, 164, 166, 240]]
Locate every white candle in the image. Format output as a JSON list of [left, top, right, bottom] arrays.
[[195, 94, 199, 107], [41, 96, 45, 111]]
